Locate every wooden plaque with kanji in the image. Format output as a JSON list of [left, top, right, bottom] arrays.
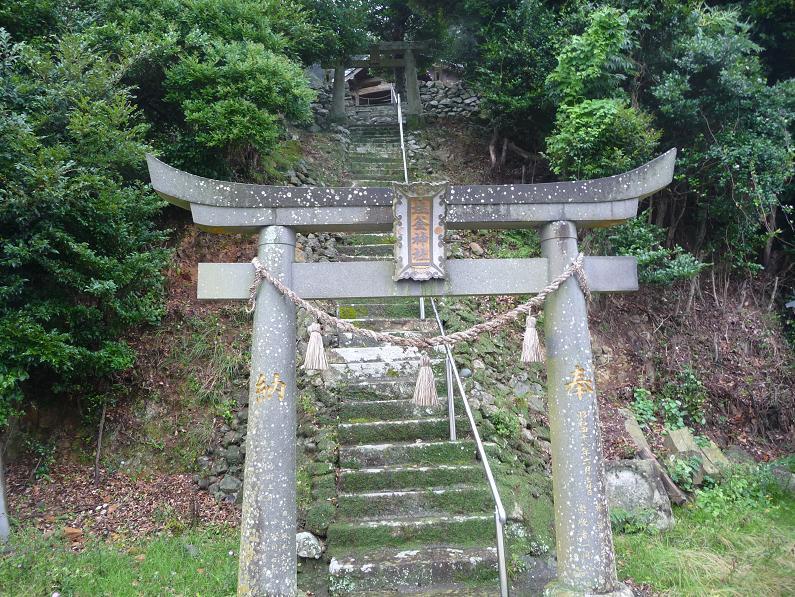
[[392, 181, 447, 281]]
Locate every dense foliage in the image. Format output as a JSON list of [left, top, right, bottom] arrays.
[[0, 0, 354, 419], [0, 30, 168, 424]]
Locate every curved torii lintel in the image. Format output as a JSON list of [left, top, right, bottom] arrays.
[[146, 148, 675, 233]]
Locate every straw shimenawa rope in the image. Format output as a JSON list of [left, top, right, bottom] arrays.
[[247, 253, 590, 350]]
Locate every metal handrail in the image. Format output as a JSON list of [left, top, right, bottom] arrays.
[[390, 86, 409, 184], [429, 298, 510, 597]]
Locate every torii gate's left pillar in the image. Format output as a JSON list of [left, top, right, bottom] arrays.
[[238, 226, 298, 596]]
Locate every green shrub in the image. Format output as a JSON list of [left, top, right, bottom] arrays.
[[631, 387, 656, 427], [610, 507, 655, 534], [607, 217, 706, 285], [545, 98, 660, 180], [666, 455, 701, 493], [488, 409, 521, 441], [661, 367, 708, 425], [0, 30, 169, 420]]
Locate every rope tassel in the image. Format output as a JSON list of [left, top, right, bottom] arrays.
[[302, 323, 328, 371], [412, 354, 438, 407], [521, 315, 545, 364]]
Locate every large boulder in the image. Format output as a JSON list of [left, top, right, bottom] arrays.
[[606, 460, 674, 531]]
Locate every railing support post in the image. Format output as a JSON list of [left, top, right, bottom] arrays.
[[446, 354, 456, 441]]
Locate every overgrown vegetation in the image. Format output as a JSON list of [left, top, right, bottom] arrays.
[[615, 463, 795, 595]]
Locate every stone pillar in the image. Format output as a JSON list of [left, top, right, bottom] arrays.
[[238, 226, 298, 597], [540, 221, 630, 597], [403, 49, 422, 117], [331, 65, 346, 122]]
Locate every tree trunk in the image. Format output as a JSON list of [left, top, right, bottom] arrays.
[[94, 402, 107, 487], [0, 443, 9, 542]]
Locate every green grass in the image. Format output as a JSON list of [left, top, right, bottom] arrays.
[[615, 494, 795, 596], [0, 526, 240, 596]]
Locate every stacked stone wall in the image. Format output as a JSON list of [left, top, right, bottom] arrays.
[[420, 80, 481, 118]]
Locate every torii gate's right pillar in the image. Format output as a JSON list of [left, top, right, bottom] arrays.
[[541, 221, 631, 597]]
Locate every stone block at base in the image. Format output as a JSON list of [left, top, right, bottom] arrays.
[[543, 580, 634, 597], [606, 459, 674, 531]]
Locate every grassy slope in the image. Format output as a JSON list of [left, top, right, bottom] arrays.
[[616, 493, 795, 596]]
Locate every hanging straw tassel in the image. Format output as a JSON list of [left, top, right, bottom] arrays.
[[412, 354, 439, 407], [521, 315, 545, 363], [302, 323, 328, 371]]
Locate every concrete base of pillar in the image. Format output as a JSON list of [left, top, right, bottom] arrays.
[[543, 580, 634, 597]]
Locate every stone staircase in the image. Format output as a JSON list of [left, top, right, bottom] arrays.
[[323, 109, 501, 596]]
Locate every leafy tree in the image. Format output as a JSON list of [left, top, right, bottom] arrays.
[[0, 29, 169, 420], [545, 98, 659, 180], [648, 6, 794, 269], [299, 0, 369, 64], [471, 0, 559, 148], [85, 0, 319, 178]]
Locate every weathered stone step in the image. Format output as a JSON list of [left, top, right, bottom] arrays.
[[345, 318, 437, 333], [336, 301, 420, 318], [326, 514, 494, 549], [351, 179, 402, 187], [339, 398, 458, 423], [338, 253, 394, 262], [337, 330, 426, 348], [337, 486, 492, 519], [339, 440, 478, 468], [347, 156, 403, 165], [347, 164, 405, 174], [341, 380, 442, 400], [346, 588, 497, 597], [329, 546, 498, 595], [329, 345, 429, 364], [336, 233, 395, 245], [337, 243, 393, 257], [339, 417, 468, 444], [339, 464, 484, 493]]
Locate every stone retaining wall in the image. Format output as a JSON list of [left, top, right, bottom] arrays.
[[419, 80, 481, 118]]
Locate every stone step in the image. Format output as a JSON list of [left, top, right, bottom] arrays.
[[335, 233, 395, 245], [329, 546, 498, 595], [337, 330, 426, 348], [350, 179, 402, 187], [345, 318, 437, 333], [339, 398, 458, 423], [326, 514, 494, 550], [339, 440, 480, 468], [341, 379, 441, 400], [338, 417, 469, 445], [347, 588, 497, 597], [336, 302, 421, 318], [338, 254, 394, 262], [337, 243, 393, 257], [337, 486, 492, 520], [347, 164, 405, 174], [339, 464, 484, 493], [347, 156, 403, 165], [328, 345, 433, 365]]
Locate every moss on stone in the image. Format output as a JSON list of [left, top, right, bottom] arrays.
[[305, 501, 336, 537]]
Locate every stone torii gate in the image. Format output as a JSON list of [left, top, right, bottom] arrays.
[[147, 149, 676, 596], [329, 41, 428, 121]]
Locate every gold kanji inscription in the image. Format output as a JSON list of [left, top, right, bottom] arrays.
[[408, 198, 433, 265], [565, 365, 594, 399], [255, 372, 286, 402]]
